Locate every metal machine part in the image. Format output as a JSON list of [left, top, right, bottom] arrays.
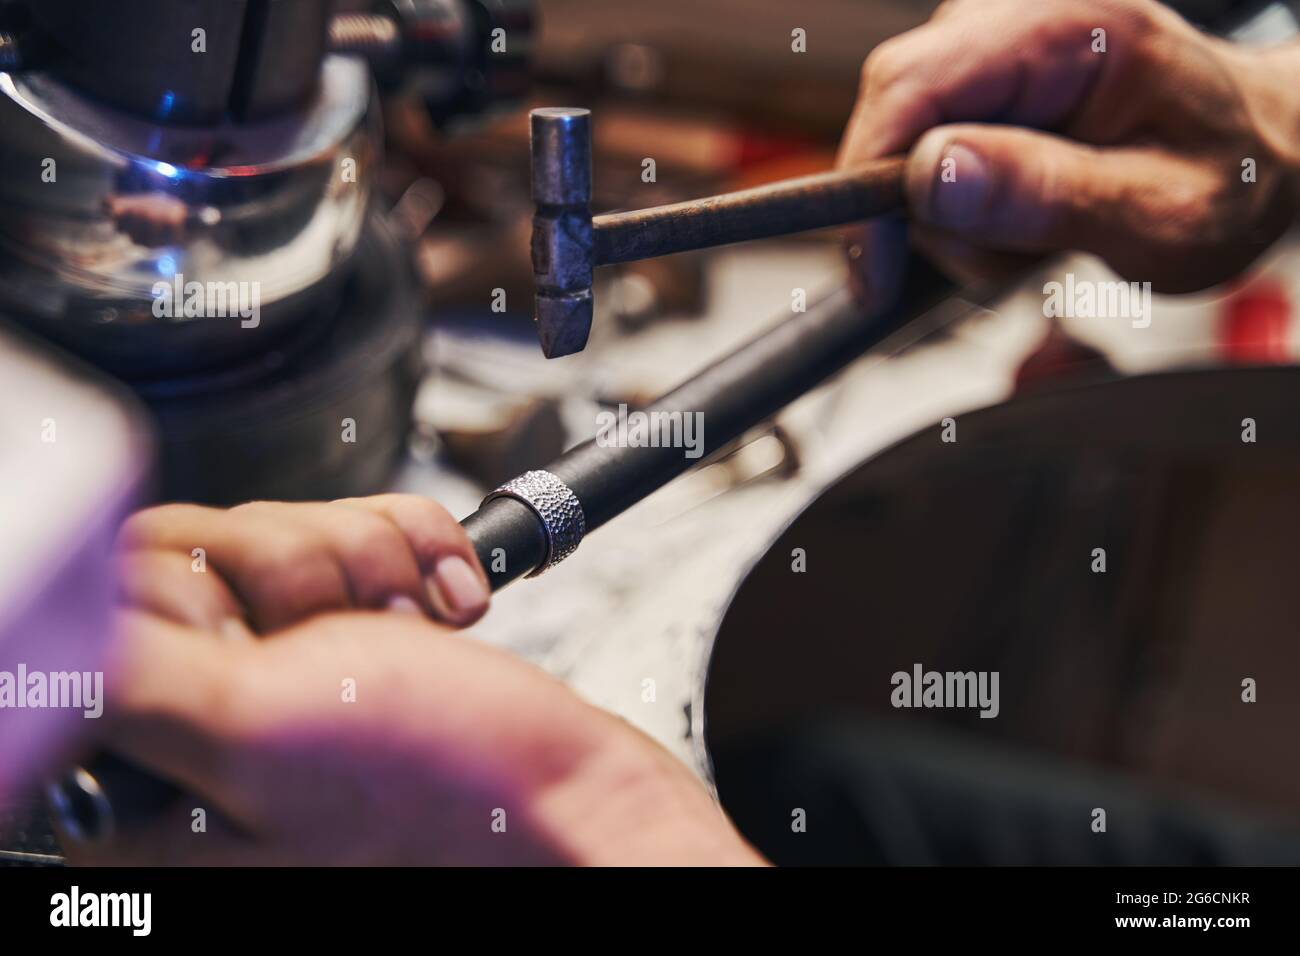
[[26, 0, 268, 126], [141, 211, 424, 505], [333, 0, 535, 129], [0, 0, 535, 378], [528, 107, 906, 357], [13, 0, 532, 128], [0, 58, 377, 376]]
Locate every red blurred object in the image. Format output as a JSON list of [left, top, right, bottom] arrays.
[[1219, 282, 1292, 364]]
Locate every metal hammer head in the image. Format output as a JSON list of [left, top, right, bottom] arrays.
[[530, 107, 593, 358]]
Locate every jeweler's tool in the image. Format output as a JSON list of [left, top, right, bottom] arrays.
[[528, 107, 907, 357]]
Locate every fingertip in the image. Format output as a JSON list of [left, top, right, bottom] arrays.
[[426, 554, 490, 627]]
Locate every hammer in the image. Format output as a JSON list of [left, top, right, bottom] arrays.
[[530, 107, 907, 358]]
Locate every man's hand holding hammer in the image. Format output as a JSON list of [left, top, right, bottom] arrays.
[[840, 0, 1300, 307]]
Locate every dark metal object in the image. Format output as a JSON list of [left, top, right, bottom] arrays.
[[0, 30, 24, 69], [447, 0, 534, 125], [528, 106, 907, 358], [231, 0, 331, 121], [12, 0, 531, 126], [27, 0, 253, 125], [46, 756, 178, 846], [333, 0, 535, 128], [530, 107, 595, 357]]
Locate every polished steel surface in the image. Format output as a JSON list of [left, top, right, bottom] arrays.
[[529, 107, 594, 358], [0, 55, 378, 373]]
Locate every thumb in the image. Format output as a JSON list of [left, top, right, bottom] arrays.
[[905, 124, 1182, 258]]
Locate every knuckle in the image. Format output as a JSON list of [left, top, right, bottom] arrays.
[[250, 528, 319, 571], [861, 39, 908, 92], [250, 559, 341, 616], [386, 496, 464, 558], [241, 531, 338, 598], [338, 513, 407, 567]]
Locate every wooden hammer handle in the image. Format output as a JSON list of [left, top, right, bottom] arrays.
[[592, 156, 906, 266]]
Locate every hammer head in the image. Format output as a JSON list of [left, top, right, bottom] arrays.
[[530, 107, 593, 358]]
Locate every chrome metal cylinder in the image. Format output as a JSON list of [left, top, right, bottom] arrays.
[[529, 106, 591, 207], [0, 56, 379, 376]]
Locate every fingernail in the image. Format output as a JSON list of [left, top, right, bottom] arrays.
[[924, 142, 991, 231], [428, 555, 488, 619]]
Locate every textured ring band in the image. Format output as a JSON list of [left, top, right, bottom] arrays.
[[482, 470, 587, 576]]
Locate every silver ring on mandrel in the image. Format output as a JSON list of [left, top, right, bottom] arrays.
[[482, 470, 586, 576]]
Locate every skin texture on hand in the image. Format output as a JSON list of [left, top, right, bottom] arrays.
[[838, 0, 1300, 304], [74, 496, 763, 866], [115, 496, 492, 631]]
